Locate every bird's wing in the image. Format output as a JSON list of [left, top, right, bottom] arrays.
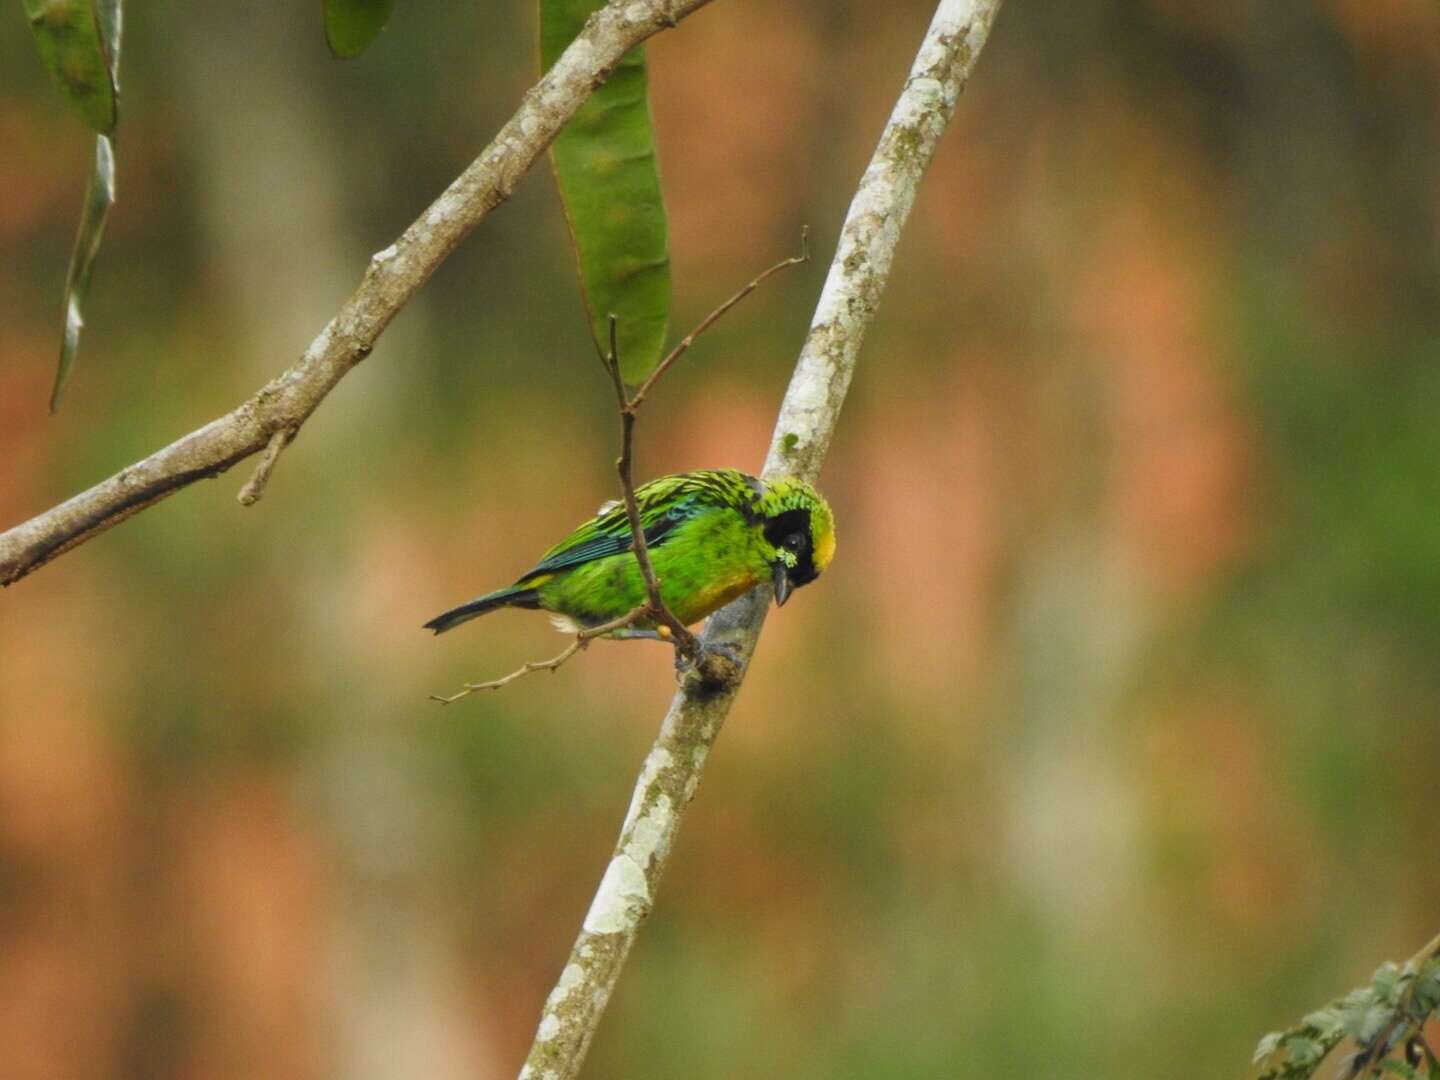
[[517, 471, 760, 581]]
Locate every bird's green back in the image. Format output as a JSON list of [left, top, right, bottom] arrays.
[[520, 469, 764, 584], [514, 470, 770, 627]]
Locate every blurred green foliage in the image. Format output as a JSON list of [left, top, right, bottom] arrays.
[[1254, 943, 1440, 1079], [324, 0, 397, 60]]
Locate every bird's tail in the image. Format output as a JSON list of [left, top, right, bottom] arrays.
[[423, 586, 541, 634]]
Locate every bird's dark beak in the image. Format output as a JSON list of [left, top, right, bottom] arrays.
[[773, 562, 793, 607]]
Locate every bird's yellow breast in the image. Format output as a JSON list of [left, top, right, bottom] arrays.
[[671, 567, 760, 625]]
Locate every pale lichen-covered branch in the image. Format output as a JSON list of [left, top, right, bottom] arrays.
[[764, 0, 998, 485], [0, 0, 716, 588], [519, 3, 1004, 1077]]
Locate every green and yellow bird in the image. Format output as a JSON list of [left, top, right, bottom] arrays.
[[424, 469, 835, 638]]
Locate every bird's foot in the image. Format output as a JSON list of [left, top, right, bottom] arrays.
[[608, 628, 666, 642], [674, 640, 743, 690]]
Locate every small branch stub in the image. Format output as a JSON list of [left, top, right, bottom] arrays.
[[236, 426, 295, 506]]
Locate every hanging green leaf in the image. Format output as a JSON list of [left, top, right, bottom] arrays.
[[50, 132, 117, 411], [23, 0, 118, 134], [541, 0, 670, 384], [27, 0, 122, 412], [323, 0, 396, 59]]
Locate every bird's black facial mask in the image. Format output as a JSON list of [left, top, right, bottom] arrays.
[[764, 508, 817, 606]]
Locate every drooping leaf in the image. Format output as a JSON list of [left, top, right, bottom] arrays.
[[31, 0, 122, 412], [323, 0, 396, 59], [23, 0, 117, 134], [541, 0, 670, 384], [51, 132, 117, 411]]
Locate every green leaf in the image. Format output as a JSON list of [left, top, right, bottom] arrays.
[[50, 132, 117, 411], [1374, 962, 1404, 1004], [1285, 1035, 1324, 1067], [323, 0, 396, 59], [1413, 962, 1440, 1013], [541, 0, 671, 384], [1254, 1031, 1284, 1065], [30, 0, 122, 410], [1380, 1060, 1418, 1079], [23, 0, 118, 134], [1302, 1008, 1343, 1040], [1343, 999, 1394, 1045]]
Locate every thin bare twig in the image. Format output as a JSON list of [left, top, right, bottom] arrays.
[[627, 226, 810, 410], [599, 316, 706, 670], [0, 0, 717, 588], [521, 3, 1005, 1076], [430, 606, 648, 704]]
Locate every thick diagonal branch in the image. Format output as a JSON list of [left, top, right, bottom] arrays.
[[0, 0, 716, 588], [519, 3, 1005, 1077]]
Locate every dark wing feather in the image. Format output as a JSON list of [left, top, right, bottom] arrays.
[[521, 508, 685, 576], [516, 470, 759, 583]]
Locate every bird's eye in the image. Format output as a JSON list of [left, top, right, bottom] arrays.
[[785, 533, 805, 551]]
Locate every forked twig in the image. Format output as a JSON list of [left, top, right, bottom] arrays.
[[627, 227, 810, 410], [599, 316, 707, 669], [434, 236, 807, 700], [430, 606, 647, 704]]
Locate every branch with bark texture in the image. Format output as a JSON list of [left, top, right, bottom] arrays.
[[0, 0, 715, 588], [519, 2, 1004, 1076]]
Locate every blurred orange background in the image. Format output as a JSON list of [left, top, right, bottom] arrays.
[[2, 2, 1439, 1076]]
